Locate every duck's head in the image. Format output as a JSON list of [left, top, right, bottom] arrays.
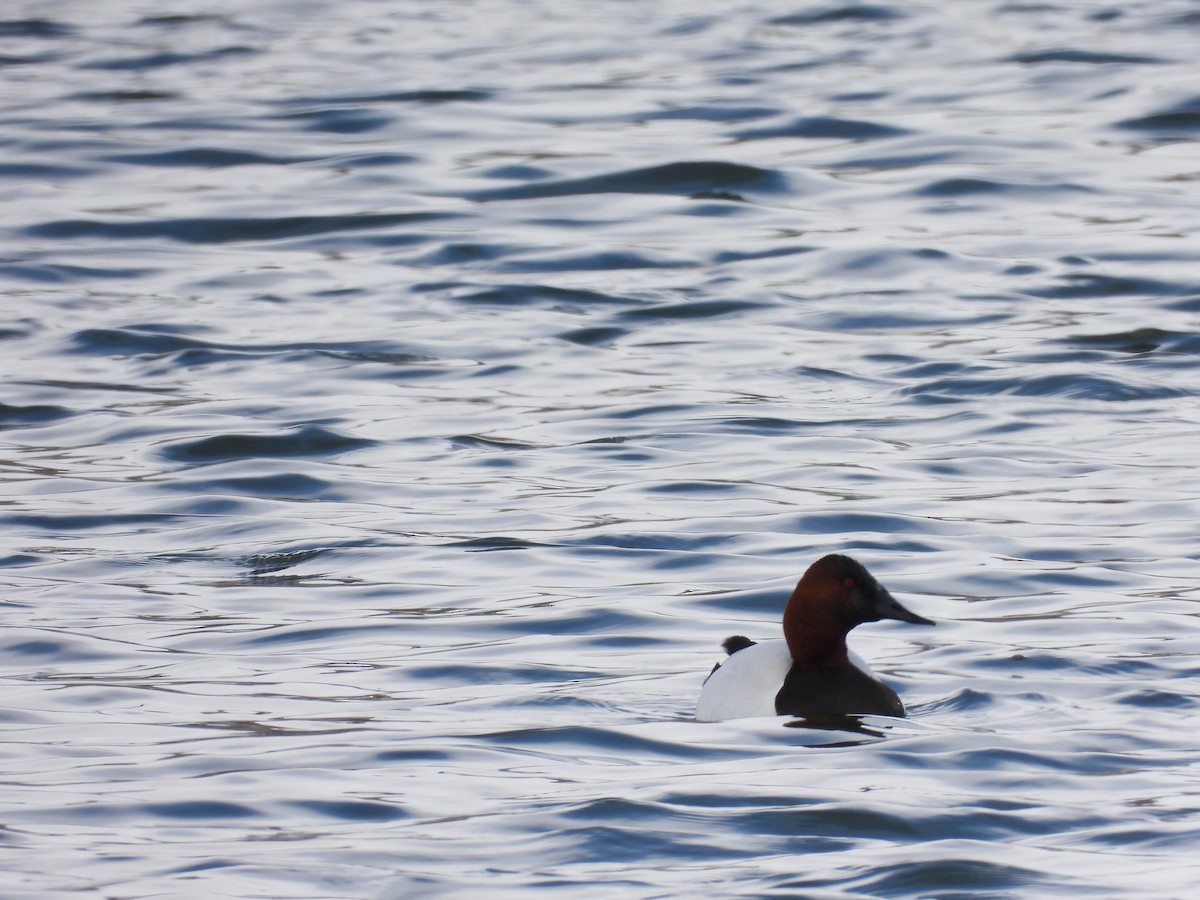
[[783, 554, 934, 665]]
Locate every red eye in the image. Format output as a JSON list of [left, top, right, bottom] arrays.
[[844, 578, 855, 589]]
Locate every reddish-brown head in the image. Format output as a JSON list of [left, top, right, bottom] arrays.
[[782, 554, 933, 668]]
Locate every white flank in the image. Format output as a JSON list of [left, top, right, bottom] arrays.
[[696, 640, 793, 722]]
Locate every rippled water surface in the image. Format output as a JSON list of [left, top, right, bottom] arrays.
[[4, 0, 1200, 896]]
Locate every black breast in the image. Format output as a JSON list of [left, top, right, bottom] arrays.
[[774, 662, 905, 718]]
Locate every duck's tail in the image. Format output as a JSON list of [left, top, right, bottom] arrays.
[[721, 635, 756, 655]]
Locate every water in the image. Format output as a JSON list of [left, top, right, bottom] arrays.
[[3, 0, 1200, 896]]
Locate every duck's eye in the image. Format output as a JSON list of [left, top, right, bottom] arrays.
[[844, 577, 855, 589]]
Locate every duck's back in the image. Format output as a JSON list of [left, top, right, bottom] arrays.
[[698, 643, 905, 721], [696, 640, 792, 722]]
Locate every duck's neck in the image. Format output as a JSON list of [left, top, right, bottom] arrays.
[[782, 584, 852, 669]]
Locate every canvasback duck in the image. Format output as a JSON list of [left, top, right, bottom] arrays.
[[696, 554, 933, 721]]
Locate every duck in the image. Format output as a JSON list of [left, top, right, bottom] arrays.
[[696, 554, 934, 721]]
